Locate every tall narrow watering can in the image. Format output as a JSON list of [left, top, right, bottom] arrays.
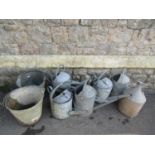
[[118, 81, 146, 118], [2, 86, 45, 126], [48, 83, 73, 119], [111, 70, 130, 95], [94, 72, 113, 102], [70, 80, 96, 117]]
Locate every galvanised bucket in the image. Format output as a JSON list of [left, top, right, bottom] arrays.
[[3, 86, 45, 126], [73, 81, 96, 116], [16, 70, 47, 88], [49, 84, 73, 119]]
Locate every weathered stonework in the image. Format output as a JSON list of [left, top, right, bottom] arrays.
[[0, 19, 155, 88], [0, 19, 155, 56]]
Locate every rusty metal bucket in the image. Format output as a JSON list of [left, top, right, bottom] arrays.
[[16, 70, 47, 88], [118, 82, 146, 118], [49, 83, 73, 119], [3, 86, 45, 126]]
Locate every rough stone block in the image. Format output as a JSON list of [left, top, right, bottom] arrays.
[[26, 25, 51, 44], [148, 75, 155, 83], [131, 74, 147, 82], [108, 28, 133, 43], [80, 19, 93, 26], [51, 27, 68, 43], [73, 68, 87, 75], [18, 41, 40, 54], [62, 19, 79, 26], [44, 19, 61, 26], [127, 19, 152, 30], [68, 27, 89, 43], [39, 43, 58, 54]]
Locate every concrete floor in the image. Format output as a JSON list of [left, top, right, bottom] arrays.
[[0, 90, 155, 135]]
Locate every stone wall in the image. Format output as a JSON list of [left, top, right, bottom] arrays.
[[0, 19, 155, 89], [0, 19, 155, 55]]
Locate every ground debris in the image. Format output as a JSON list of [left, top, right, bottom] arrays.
[[22, 125, 45, 135]]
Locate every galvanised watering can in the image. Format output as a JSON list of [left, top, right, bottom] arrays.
[[48, 83, 73, 119], [111, 70, 130, 96], [70, 80, 96, 117], [52, 65, 81, 89], [53, 65, 71, 89], [93, 72, 113, 102]]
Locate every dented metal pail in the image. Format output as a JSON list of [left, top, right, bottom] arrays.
[[3, 86, 45, 126]]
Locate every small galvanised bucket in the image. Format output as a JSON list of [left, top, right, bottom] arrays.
[[72, 81, 96, 117], [3, 86, 45, 126], [16, 70, 47, 88], [49, 84, 73, 119]]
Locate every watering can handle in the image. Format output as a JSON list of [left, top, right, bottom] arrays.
[[50, 83, 63, 102], [122, 68, 127, 74], [56, 65, 65, 75], [98, 71, 107, 80], [50, 81, 71, 101]]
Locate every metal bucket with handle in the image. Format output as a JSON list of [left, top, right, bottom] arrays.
[[2, 86, 45, 126]]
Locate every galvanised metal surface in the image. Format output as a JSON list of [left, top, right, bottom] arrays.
[[74, 81, 96, 116], [49, 84, 73, 119], [3, 86, 45, 126]]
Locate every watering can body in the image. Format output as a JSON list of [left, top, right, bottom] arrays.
[[94, 77, 113, 101], [74, 82, 96, 116], [53, 71, 72, 88], [118, 85, 146, 118], [3, 86, 45, 126], [49, 85, 73, 119], [111, 73, 130, 95]]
